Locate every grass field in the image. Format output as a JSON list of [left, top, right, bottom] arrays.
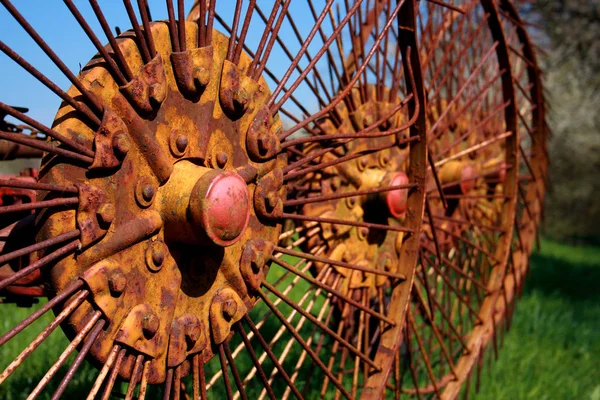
[[1, 239, 599, 399], [467, 239, 600, 399]]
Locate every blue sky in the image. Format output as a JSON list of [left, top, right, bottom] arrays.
[[0, 1, 337, 127]]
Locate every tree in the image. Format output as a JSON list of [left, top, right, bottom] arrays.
[[523, 0, 600, 242]]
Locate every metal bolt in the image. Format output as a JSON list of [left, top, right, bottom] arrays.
[[331, 177, 341, 191], [108, 271, 127, 295], [251, 250, 266, 272], [266, 192, 279, 210], [257, 133, 271, 155], [194, 66, 210, 87], [97, 203, 115, 226], [185, 323, 201, 347], [152, 248, 165, 267], [142, 313, 160, 338], [136, 178, 156, 208], [112, 133, 130, 156], [142, 184, 155, 202], [380, 257, 393, 271], [216, 152, 228, 168], [233, 88, 249, 110], [146, 241, 166, 272], [222, 300, 237, 319], [175, 135, 188, 153], [148, 84, 164, 106]]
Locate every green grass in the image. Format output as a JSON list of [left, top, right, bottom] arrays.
[[0, 258, 324, 400], [1, 240, 599, 399], [470, 239, 600, 400], [0, 302, 102, 400]]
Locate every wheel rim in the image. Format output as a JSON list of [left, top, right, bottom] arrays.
[[497, 0, 548, 309], [388, 1, 519, 398]]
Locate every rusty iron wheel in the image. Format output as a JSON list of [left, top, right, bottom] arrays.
[[462, 0, 549, 393], [401, 3, 550, 398], [384, 1, 520, 398], [286, 0, 428, 398], [497, 0, 549, 326], [0, 1, 426, 399]]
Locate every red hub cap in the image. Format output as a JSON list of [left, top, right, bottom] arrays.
[[386, 172, 409, 218], [190, 170, 250, 246], [460, 164, 476, 194]]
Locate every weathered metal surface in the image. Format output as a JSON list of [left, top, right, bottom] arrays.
[[35, 23, 283, 384]]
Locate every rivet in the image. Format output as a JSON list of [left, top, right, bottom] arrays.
[[175, 135, 188, 153], [216, 152, 228, 168], [358, 157, 368, 171], [152, 249, 165, 267], [142, 185, 155, 202], [379, 151, 390, 167], [136, 177, 156, 208], [358, 227, 369, 240], [146, 240, 167, 272], [346, 196, 356, 209]]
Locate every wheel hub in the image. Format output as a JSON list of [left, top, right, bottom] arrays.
[[160, 163, 251, 247], [37, 23, 285, 383], [299, 86, 412, 302]]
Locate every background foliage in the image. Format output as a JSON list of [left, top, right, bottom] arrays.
[[524, 0, 600, 243]]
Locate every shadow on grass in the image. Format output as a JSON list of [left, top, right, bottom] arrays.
[[525, 249, 600, 302], [470, 239, 600, 400]]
